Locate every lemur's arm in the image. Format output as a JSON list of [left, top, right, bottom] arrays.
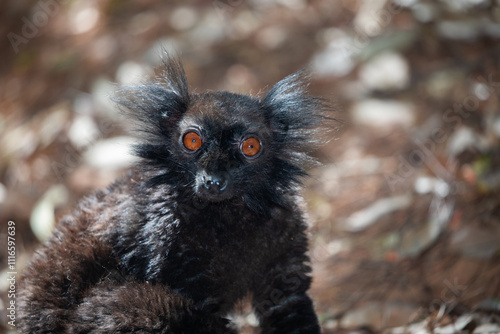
[[252, 234, 320, 334]]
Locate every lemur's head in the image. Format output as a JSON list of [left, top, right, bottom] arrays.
[[116, 56, 336, 215]]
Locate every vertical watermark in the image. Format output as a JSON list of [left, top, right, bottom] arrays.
[[6, 221, 17, 328]]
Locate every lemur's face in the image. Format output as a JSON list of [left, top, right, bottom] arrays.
[[174, 92, 273, 202], [117, 58, 333, 216]]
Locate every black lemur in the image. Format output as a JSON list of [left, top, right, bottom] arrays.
[[18, 56, 335, 333]]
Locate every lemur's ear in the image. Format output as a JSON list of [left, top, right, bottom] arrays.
[[113, 55, 190, 166], [114, 55, 189, 139], [261, 71, 338, 158]]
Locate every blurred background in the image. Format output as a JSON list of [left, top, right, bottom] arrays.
[[1, 0, 500, 333]]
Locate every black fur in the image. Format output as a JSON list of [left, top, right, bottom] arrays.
[[18, 56, 335, 333]]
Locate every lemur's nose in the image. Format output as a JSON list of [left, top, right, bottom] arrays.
[[203, 174, 227, 193]]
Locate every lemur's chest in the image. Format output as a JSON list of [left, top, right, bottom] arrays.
[[161, 216, 275, 303]]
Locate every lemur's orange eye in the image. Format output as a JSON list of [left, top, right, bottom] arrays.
[[183, 132, 202, 151], [241, 137, 261, 157]]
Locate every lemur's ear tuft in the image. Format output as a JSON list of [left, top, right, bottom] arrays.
[[157, 54, 189, 101], [113, 55, 190, 163], [113, 55, 189, 138], [261, 70, 340, 166]]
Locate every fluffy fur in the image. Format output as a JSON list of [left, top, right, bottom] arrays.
[[18, 56, 335, 333]]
